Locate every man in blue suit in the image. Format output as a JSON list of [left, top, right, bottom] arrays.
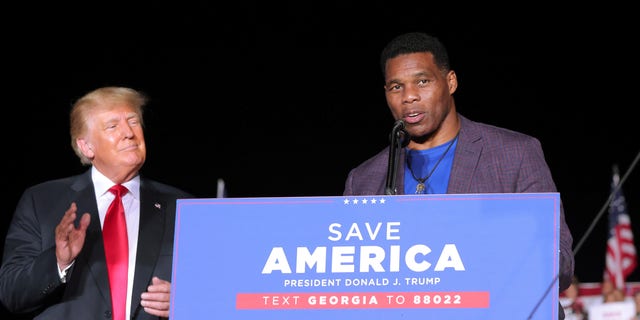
[[0, 87, 193, 319], [343, 32, 574, 319]]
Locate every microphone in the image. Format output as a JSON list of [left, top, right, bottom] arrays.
[[389, 119, 410, 147], [385, 119, 410, 195]]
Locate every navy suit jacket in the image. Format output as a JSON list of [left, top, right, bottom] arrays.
[[344, 114, 574, 305], [0, 169, 193, 319]]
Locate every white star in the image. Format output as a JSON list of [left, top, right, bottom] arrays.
[[371, 198, 377, 204], [362, 199, 368, 204], [344, 198, 350, 205], [380, 198, 386, 204]]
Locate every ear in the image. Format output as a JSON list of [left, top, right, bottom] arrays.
[[76, 138, 95, 159], [447, 70, 458, 94]]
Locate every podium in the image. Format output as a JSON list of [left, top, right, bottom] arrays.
[[170, 193, 561, 319]]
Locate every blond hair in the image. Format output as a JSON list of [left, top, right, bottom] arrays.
[[69, 87, 147, 165]]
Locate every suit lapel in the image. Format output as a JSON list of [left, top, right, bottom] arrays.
[[448, 116, 483, 194], [70, 171, 112, 305], [130, 183, 167, 316]]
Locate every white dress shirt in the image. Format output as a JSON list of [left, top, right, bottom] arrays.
[[92, 166, 141, 320]]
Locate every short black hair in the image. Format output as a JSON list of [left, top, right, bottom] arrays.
[[380, 32, 450, 75]]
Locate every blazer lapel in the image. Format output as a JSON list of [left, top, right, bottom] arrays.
[[448, 116, 483, 194], [130, 184, 167, 316], [70, 171, 112, 306]]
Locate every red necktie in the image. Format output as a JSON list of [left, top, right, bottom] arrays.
[[103, 184, 129, 320]]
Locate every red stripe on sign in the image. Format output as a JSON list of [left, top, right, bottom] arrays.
[[236, 292, 489, 309]]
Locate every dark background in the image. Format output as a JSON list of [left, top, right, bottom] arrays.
[[2, 2, 639, 318]]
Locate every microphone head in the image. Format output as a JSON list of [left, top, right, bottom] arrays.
[[391, 119, 405, 131], [389, 120, 410, 147]]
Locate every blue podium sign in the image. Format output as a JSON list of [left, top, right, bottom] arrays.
[[170, 193, 560, 319]]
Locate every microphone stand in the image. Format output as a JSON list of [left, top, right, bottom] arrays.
[[385, 120, 409, 195]]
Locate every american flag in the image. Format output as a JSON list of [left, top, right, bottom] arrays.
[[605, 164, 637, 289]]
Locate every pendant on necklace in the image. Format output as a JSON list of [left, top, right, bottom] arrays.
[[415, 182, 425, 194]]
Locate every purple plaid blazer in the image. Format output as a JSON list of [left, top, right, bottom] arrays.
[[343, 113, 574, 296]]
